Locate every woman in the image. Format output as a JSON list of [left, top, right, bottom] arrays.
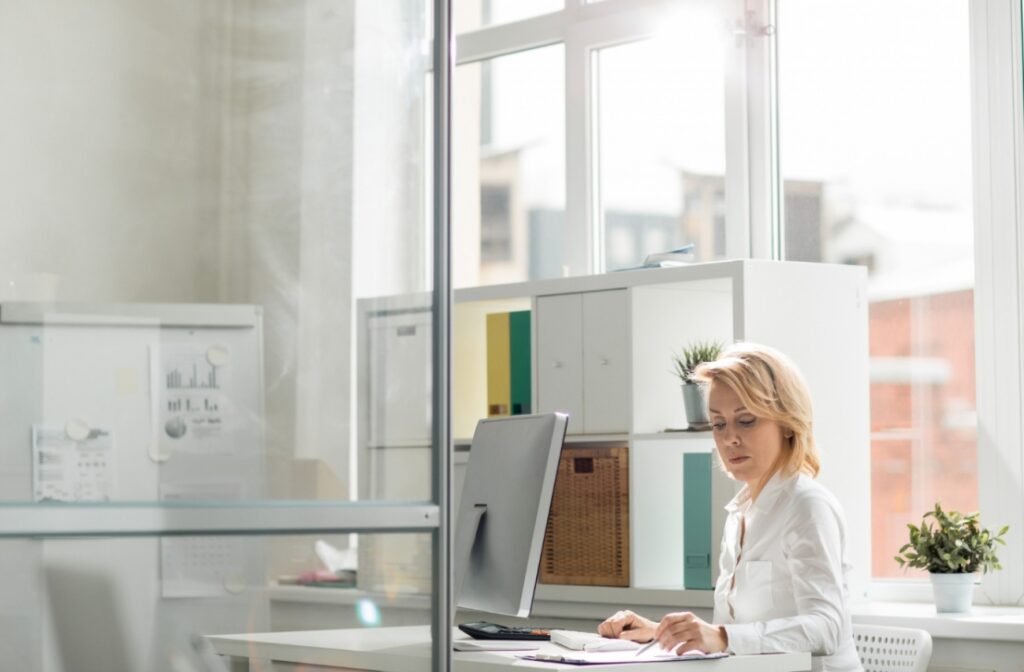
[[599, 343, 861, 671]]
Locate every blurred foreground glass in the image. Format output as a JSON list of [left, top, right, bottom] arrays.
[[778, 0, 976, 578], [0, 0, 443, 668], [0, 533, 433, 670], [452, 45, 566, 287], [595, 4, 728, 271]]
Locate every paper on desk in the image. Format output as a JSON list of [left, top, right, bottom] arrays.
[[522, 648, 728, 665]]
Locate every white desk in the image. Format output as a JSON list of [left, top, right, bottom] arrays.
[[208, 625, 812, 671]]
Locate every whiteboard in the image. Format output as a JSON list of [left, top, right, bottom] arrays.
[[0, 302, 265, 503]]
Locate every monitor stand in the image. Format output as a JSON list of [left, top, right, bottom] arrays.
[[453, 503, 487, 602]]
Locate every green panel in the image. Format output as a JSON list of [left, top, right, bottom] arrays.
[[509, 310, 532, 415], [683, 452, 712, 589]]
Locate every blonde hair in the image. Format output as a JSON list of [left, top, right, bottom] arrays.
[[692, 343, 819, 482]]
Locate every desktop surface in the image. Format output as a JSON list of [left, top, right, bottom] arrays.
[[207, 624, 812, 671]]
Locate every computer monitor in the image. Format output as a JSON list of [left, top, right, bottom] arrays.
[[454, 412, 568, 618]]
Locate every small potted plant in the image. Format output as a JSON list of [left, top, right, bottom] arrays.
[[671, 341, 723, 430], [895, 503, 1008, 613]]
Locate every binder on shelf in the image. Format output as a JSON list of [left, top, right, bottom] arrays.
[[509, 310, 532, 415], [683, 452, 713, 589], [486, 310, 531, 417]]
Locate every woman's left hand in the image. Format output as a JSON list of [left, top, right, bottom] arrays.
[[652, 612, 728, 655]]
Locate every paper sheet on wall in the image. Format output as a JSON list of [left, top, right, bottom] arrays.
[[32, 426, 115, 502], [160, 481, 245, 598], [152, 343, 235, 457]]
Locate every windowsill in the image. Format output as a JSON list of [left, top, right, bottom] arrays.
[[852, 601, 1024, 642]]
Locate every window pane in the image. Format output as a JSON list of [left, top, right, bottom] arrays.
[[453, 46, 566, 287], [453, 0, 563, 33], [778, 0, 975, 578], [596, 9, 728, 271]]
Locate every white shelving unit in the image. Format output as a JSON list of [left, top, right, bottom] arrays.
[[357, 259, 870, 612]]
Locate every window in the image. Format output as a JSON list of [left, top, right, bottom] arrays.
[[452, 45, 566, 288], [595, 7, 728, 269], [778, 0, 977, 580], [452, 0, 1024, 602], [453, 0, 742, 284]]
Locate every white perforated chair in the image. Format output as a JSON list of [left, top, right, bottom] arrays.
[[853, 624, 932, 672]]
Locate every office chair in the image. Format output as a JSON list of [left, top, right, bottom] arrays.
[[853, 624, 932, 672]]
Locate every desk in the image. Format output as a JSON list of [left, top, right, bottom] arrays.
[[208, 625, 811, 671]]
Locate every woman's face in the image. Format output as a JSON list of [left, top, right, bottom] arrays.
[[707, 380, 787, 487]]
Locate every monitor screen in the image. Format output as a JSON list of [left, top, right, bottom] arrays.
[[454, 412, 567, 618]]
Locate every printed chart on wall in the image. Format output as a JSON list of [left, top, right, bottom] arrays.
[[32, 425, 115, 502], [152, 342, 236, 458]]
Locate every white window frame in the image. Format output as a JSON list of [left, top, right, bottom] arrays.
[[970, 0, 1024, 607]]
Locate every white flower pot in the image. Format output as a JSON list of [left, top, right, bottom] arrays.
[[929, 572, 975, 613]]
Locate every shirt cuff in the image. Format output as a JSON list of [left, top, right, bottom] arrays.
[[722, 623, 762, 655]]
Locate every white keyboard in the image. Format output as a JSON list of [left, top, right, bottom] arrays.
[[550, 630, 641, 652]]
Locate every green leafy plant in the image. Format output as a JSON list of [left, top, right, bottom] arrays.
[[671, 341, 723, 385], [895, 503, 1008, 574]]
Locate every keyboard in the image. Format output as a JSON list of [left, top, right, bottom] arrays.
[[458, 621, 551, 641], [549, 629, 641, 652]]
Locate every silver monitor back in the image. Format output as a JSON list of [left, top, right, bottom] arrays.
[[454, 412, 567, 618]]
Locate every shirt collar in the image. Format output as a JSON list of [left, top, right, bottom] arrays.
[[724, 470, 798, 514]]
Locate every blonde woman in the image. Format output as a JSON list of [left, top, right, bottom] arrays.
[[599, 343, 861, 671]]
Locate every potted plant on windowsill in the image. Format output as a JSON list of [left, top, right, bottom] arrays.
[[671, 341, 723, 430], [895, 503, 1008, 613]]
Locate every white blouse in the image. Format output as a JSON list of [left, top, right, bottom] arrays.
[[713, 472, 862, 672]]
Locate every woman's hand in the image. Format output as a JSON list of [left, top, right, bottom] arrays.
[[651, 612, 728, 655], [597, 610, 657, 641]]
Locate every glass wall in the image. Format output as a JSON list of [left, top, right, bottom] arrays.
[[778, 0, 976, 578], [0, 0, 444, 668]]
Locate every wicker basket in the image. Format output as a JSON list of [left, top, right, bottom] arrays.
[[540, 444, 629, 586]]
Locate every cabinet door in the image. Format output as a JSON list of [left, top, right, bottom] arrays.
[[536, 294, 584, 433], [582, 290, 629, 433], [367, 311, 432, 447]]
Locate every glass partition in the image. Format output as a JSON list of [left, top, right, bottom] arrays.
[[0, 0, 449, 669]]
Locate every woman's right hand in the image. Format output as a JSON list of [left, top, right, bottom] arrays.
[[597, 610, 657, 641]]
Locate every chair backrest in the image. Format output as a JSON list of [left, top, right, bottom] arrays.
[[853, 624, 932, 672]]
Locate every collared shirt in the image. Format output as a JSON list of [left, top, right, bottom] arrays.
[[713, 472, 862, 672]]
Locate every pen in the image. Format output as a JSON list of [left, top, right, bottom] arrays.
[[634, 639, 659, 657]]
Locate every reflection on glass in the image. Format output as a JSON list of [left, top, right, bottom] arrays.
[[0, 0, 433, 505], [0, 534, 432, 670], [778, 0, 976, 578], [596, 7, 727, 271], [453, 45, 566, 287], [453, 0, 563, 33], [2, 0, 442, 668]]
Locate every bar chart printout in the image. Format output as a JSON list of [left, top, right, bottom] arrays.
[[155, 343, 233, 453]]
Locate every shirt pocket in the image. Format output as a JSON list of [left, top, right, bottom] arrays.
[[738, 560, 774, 614]]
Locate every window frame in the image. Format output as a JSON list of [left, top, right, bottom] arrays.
[[969, 0, 1024, 607]]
